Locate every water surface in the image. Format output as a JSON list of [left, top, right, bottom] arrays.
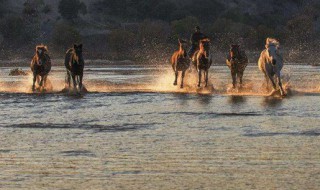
[[0, 64, 319, 189]]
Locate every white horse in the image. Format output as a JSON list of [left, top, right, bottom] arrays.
[[258, 38, 286, 96]]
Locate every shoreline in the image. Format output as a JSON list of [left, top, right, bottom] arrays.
[[0, 59, 318, 67]]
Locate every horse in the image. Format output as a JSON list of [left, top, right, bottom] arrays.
[[64, 44, 85, 92], [30, 45, 51, 92], [171, 39, 190, 88], [258, 38, 286, 96], [226, 44, 248, 89], [192, 38, 212, 87]]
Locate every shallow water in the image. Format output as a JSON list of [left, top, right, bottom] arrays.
[[0, 64, 319, 189]]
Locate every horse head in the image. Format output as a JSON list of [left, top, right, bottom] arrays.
[[178, 39, 188, 56], [200, 38, 210, 57], [230, 44, 240, 60], [265, 38, 280, 66], [35, 45, 48, 65], [72, 44, 83, 65]]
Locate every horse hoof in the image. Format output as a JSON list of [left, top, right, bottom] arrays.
[[173, 82, 177, 86], [180, 85, 183, 89]]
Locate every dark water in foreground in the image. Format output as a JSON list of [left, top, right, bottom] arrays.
[[0, 65, 319, 189]]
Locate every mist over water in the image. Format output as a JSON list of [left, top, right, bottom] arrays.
[[0, 63, 319, 189]]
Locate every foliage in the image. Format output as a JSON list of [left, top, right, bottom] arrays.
[[58, 0, 87, 20], [51, 22, 81, 48], [107, 29, 135, 52], [171, 16, 199, 40]]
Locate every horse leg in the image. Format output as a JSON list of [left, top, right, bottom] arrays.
[[180, 71, 185, 88], [66, 71, 71, 89], [39, 76, 44, 88], [268, 74, 277, 92], [205, 70, 209, 87], [79, 73, 83, 91], [198, 70, 202, 87], [32, 74, 36, 91], [173, 70, 178, 86], [231, 70, 237, 89], [71, 74, 77, 91], [239, 71, 244, 89], [263, 72, 270, 91], [277, 72, 286, 96]]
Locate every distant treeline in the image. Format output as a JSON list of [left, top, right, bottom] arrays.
[[0, 0, 319, 63]]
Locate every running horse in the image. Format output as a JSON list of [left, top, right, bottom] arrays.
[[258, 38, 286, 96], [192, 38, 212, 87], [171, 39, 190, 88], [226, 44, 248, 89], [64, 44, 85, 92], [30, 45, 51, 92]]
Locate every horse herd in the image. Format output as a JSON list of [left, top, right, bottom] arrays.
[[29, 38, 285, 96], [171, 37, 286, 96], [30, 44, 84, 92]]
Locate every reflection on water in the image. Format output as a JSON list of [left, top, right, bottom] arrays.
[[228, 95, 247, 105], [262, 96, 284, 108], [0, 65, 319, 189]]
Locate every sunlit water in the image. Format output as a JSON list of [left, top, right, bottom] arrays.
[[0, 64, 319, 189]]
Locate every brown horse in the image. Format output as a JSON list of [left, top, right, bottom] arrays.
[[192, 38, 212, 87], [30, 45, 51, 92], [64, 44, 85, 92], [171, 39, 190, 88], [226, 44, 248, 89]]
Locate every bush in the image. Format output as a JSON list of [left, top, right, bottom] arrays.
[[51, 22, 81, 48], [107, 29, 135, 52], [0, 16, 25, 40], [137, 20, 171, 46], [58, 0, 87, 20], [171, 16, 199, 40]]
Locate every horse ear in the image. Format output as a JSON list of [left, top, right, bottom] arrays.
[[73, 44, 77, 49], [79, 44, 83, 49], [44, 46, 48, 52], [266, 38, 269, 45]]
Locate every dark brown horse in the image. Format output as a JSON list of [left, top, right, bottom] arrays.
[[171, 39, 190, 88], [226, 44, 248, 89], [192, 38, 212, 87], [30, 45, 51, 92], [64, 44, 85, 92]]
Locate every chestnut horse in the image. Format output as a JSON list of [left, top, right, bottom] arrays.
[[171, 39, 190, 88], [226, 44, 248, 89], [64, 44, 85, 92], [192, 39, 212, 87], [30, 45, 51, 91]]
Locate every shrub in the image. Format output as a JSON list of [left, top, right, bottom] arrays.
[[58, 0, 87, 20], [171, 16, 199, 40], [51, 22, 81, 48], [107, 29, 135, 52]]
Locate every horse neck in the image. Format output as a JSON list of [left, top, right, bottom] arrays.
[[72, 52, 79, 63], [178, 45, 185, 56], [200, 45, 209, 58]]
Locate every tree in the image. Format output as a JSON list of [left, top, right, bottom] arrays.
[[52, 22, 81, 48], [171, 16, 199, 39], [58, 0, 87, 20]]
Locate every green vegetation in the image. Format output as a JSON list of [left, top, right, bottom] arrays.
[[58, 0, 87, 20], [0, 0, 319, 62]]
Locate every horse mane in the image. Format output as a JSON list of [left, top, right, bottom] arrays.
[[265, 38, 280, 49], [35, 44, 48, 52], [198, 38, 210, 58]]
